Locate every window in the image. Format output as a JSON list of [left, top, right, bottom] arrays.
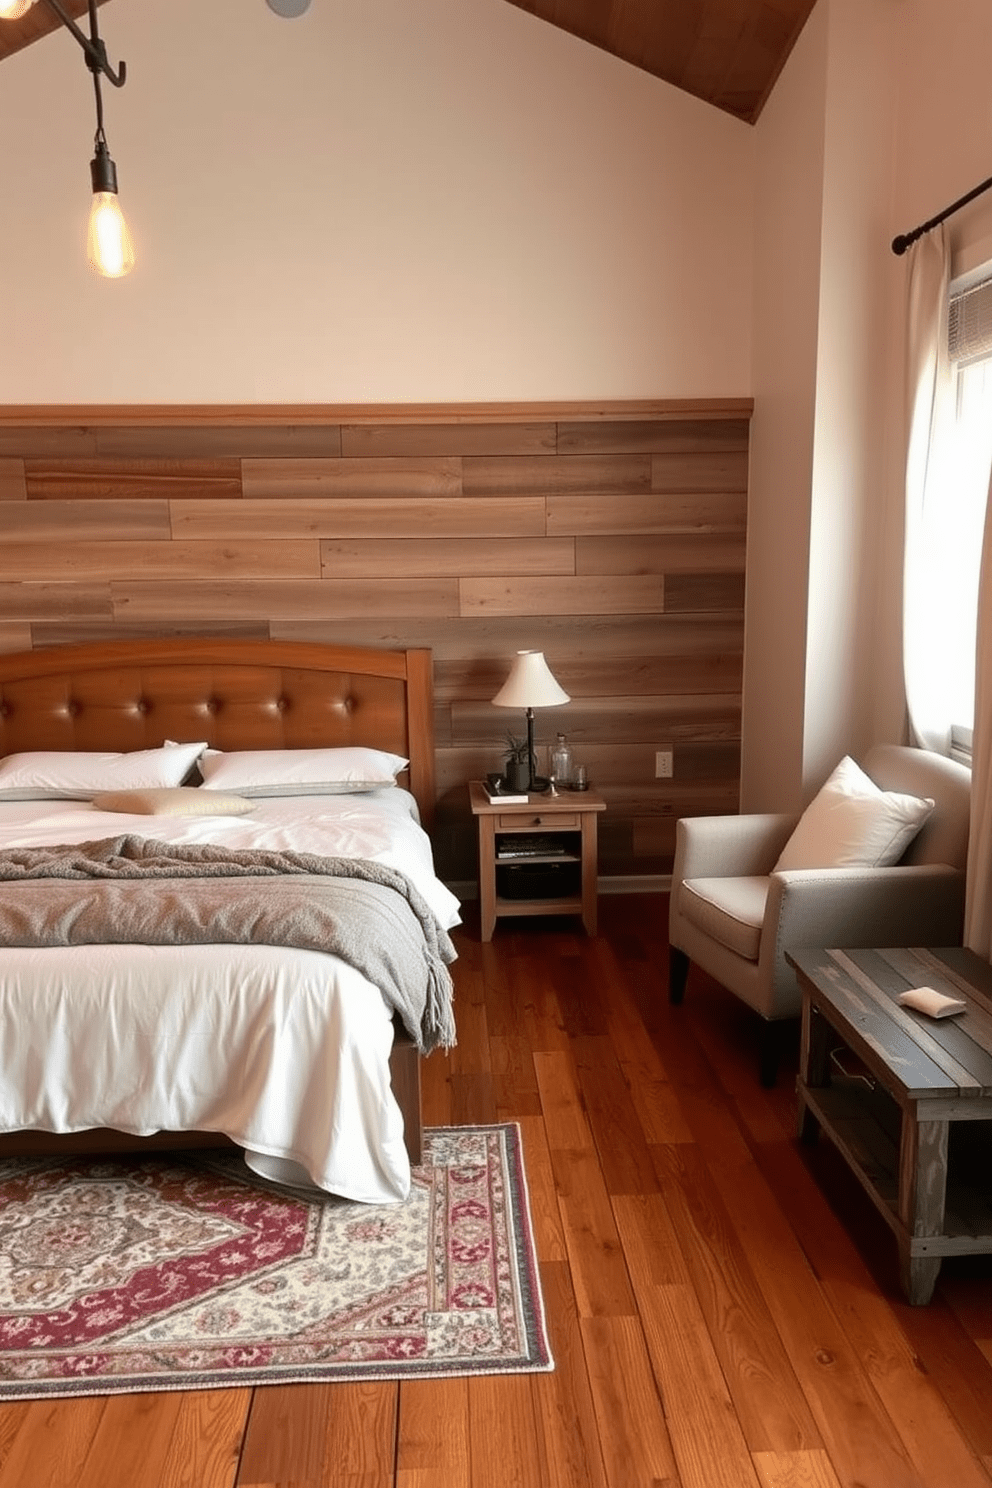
[[940, 272, 992, 754]]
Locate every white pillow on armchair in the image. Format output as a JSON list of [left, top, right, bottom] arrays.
[[774, 755, 935, 871]]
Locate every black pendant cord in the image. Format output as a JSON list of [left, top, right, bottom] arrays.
[[892, 172, 992, 255], [37, 0, 126, 87]]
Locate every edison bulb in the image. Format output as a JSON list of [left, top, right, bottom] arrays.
[[0, 1, 37, 17], [87, 191, 134, 278]]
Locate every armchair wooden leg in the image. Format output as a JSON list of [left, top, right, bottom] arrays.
[[758, 1020, 782, 1088], [669, 947, 690, 1005]]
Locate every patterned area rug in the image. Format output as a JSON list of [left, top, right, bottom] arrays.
[[0, 1124, 552, 1400]]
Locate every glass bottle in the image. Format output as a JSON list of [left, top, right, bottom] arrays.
[[550, 732, 573, 788]]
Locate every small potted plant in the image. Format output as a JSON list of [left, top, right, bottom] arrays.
[[503, 733, 532, 792]]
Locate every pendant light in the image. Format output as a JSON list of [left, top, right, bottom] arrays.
[[1, 0, 133, 277]]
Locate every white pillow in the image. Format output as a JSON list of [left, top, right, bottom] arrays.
[[0, 741, 209, 801], [198, 746, 408, 797], [93, 786, 254, 818], [774, 755, 935, 871]]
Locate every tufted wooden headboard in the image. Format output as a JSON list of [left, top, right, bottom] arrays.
[[0, 637, 436, 828]]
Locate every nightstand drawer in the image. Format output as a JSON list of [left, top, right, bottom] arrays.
[[497, 811, 580, 830]]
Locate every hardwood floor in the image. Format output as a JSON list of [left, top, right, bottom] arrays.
[[0, 893, 990, 1487]]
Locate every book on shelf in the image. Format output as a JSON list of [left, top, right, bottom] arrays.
[[496, 834, 567, 859]]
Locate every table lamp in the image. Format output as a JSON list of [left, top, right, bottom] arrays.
[[491, 650, 569, 791]]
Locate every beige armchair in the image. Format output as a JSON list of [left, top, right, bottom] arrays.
[[668, 745, 971, 1085]]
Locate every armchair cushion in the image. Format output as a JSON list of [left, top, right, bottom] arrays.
[[681, 877, 769, 960], [773, 755, 934, 872]]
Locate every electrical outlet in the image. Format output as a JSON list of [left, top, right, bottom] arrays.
[[655, 750, 673, 778]]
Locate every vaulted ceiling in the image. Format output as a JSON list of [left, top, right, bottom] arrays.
[[0, 0, 817, 125]]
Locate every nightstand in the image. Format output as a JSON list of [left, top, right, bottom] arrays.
[[468, 780, 607, 941]]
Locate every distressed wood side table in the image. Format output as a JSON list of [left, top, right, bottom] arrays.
[[788, 946, 992, 1305]]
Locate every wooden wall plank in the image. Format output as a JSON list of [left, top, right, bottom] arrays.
[[463, 454, 651, 494], [341, 423, 557, 457], [0, 460, 25, 501], [320, 537, 575, 579], [576, 534, 745, 574], [271, 614, 744, 660], [29, 621, 272, 648], [94, 427, 344, 459], [651, 451, 749, 491], [24, 460, 242, 501], [0, 400, 750, 879], [0, 541, 321, 582], [242, 457, 462, 498], [450, 694, 743, 745], [557, 418, 750, 454], [665, 573, 746, 612], [0, 623, 32, 652], [0, 500, 171, 540], [548, 491, 747, 535], [0, 583, 112, 619], [111, 579, 461, 622], [435, 653, 742, 701], [173, 497, 545, 540], [460, 575, 666, 617]]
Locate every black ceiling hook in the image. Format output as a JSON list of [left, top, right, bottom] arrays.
[[38, 0, 126, 87]]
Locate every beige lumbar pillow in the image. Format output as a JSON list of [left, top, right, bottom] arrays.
[[93, 787, 255, 818], [774, 755, 934, 871]]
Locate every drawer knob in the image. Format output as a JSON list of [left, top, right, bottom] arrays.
[[531, 816, 543, 825]]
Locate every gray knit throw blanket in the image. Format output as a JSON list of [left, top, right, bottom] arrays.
[[0, 835, 457, 1055]]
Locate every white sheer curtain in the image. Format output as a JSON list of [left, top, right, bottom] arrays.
[[965, 461, 992, 957], [902, 225, 959, 753]]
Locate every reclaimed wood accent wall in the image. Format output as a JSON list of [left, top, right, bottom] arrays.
[[0, 400, 750, 883]]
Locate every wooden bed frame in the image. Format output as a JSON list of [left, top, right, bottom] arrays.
[[0, 636, 438, 1167]]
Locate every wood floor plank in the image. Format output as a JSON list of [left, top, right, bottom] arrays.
[[890, 1295, 992, 1459], [0, 1398, 106, 1488], [529, 1260, 609, 1488], [579, 1313, 680, 1486], [640, 1281, 762, 1488], [757, 1136, 992, 1488], [571, 1032, 662, 1196], [62, 1392, 185, 1488], [489, 1033, 543, 1120], [156, 1389, 250, 1488], [516, 1114, 568, 1264], [651, 1140, 822, 1453], [550, 1147, 638, 1319], [396, 1377, 469, 1486], [588, 938, 695, 1146], [0, 1408, 29, 1477], [752, 1448, 844, 1488], [237, 1382, 334, 1484], [611, 1191, 693, 1288], [317, 1384, 399, 1486], [534, 1051, 595, 1152], [467, 1374, 544, 1487], [676, 1098, 935, 1488]]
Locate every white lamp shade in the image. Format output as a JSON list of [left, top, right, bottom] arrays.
[[492, 651, 569, 709]]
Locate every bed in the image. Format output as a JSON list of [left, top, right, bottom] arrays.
[[0, 637, 459, 1203]]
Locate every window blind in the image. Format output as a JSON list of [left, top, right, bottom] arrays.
[[949, 275, 992, 364]]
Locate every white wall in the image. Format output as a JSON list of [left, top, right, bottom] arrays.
[[802, 0, 899, 788], [741, 3, 828, 812], [0, 0, 755, 404], [744, 0, 992, 814]]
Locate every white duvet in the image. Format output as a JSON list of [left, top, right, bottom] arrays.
[[0, 789, 461, 1203]]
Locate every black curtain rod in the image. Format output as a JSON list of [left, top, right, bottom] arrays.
[[892, 172, 992, 255]]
